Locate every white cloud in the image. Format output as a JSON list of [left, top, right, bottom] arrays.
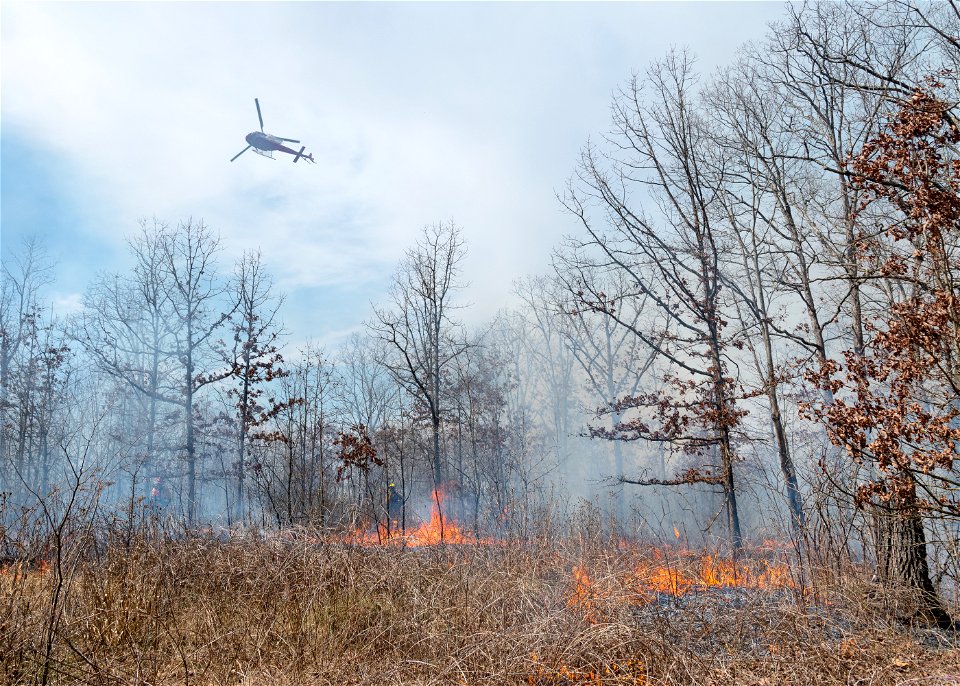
[[2, 2, 784, 336], [50, 291, 84, 317]]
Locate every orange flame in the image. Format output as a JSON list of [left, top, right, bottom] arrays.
[[569, 566, 593, 606], [400, 491, 473, 545], [345, 488, 487, 547], [563, 546, 798, 615], [567, 565, 598, 622], [633, 551, 796, 599]]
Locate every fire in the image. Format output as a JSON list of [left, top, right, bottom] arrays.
[[564, 547, 798, 618], [342, 495, 799, 604], [568, 565, 596, 616], [345, 488, 486, 547], [634, 551, 796, 599], [643, 565, 694, 596], [0, 559, 51, 589], [398, 493, 474, 545], [700, 555, 745, 587]]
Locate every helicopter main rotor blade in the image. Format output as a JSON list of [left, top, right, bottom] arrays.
[[277, 137, 301, 143], [255, 98, 264, 132], [230, 145, 251, 162]]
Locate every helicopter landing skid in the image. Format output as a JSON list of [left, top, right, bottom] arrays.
[[252, 148, 275, 159]]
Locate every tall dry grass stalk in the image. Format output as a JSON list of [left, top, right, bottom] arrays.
[[2, 521, 960, 685]]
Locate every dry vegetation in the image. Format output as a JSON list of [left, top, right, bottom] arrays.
[[3, 524, 960, 686]]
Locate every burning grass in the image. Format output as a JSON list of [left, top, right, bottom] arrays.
[[2, 530, 959, 685], [341, 488, 494, 547]]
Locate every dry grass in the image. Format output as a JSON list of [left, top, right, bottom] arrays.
[[2, 530, 959, 685]]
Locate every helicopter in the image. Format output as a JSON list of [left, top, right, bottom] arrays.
[[231, 98, 314, 163]]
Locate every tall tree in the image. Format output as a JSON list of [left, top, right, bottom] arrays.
[[513, 277, 577, 469], [808, 86, 960, 628], [761, 2, 917, 359], [222, 250, 286, 523], [551, 270, 651, 524], [336, 332, 393, 437], [80, 219, 234, 522], [0, 238, 54, 490], [370, 221, 469, 494], [161, 219, 236, 524], [253, 344, 333, 526], [79, 221, 177, 485], [708, 63, 811, 534], [560, 51, 746, 549]]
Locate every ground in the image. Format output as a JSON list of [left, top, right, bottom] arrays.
[[3, 529, 960, 685]]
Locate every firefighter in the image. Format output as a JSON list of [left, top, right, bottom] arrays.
[[387, 482, 404, 532], [148, 476, 169, 514]]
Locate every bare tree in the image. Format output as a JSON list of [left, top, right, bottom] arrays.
[[706, 63, 814, 534], [253, 343, 334, 526], [757, 2, 917, 360], [370, 221, 469, 495], [560, 51, 746, 549], [78, 221, 177, 488], [549, 269, 652, 525], [1, 238, 55, 490], [160, 219, 236, 524], [0, 238, 53, 403], [0, 240, 74, 503], [481, 309, 561, 532], [77, 219, 235, 522], [513, 277, 578, 469], [336, 332, 393, 436]]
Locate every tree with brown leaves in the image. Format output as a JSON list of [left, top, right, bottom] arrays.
[[807, 84, 960, 628], [221, 251, 290, 524]]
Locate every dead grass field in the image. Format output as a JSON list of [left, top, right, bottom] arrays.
[[2, 530, 959, 685]]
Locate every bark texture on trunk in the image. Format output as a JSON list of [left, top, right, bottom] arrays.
[[872, 490, 953, 629]]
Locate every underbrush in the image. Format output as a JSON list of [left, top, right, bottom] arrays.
[[2, 530, 959, 685]]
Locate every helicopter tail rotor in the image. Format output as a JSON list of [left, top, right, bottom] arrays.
[[255, 98, 264, 132]]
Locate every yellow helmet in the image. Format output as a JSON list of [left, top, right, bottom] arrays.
[[389, 483, 395, 488]]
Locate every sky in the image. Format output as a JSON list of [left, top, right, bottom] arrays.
[[1, 1, 787, 347]]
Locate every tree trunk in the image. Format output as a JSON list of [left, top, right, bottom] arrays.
[[873, 487, 953, 629], [769, 388, 804, 534], [431, 415, 443, 489], [236, 345, 251, 524], [757, 306, 804, 534], [612, 411, 626, 526], [718, 433, 743, 551], [185, 343, 196, 525], [147, 345, 159, 474], [708, 306, 742, 551]]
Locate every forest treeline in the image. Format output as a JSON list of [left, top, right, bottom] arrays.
[[3, 1, 960, 625]]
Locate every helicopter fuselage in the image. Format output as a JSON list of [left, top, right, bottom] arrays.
[[245, 131, 296, 154]]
